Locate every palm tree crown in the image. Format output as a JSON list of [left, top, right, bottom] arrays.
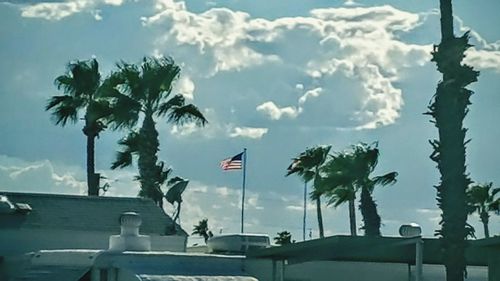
[[107, 56, 207, 207], [46, 58, 111, 196], [321, 143, 397, 236], [287, 145, 331, 238], [467, 182, 499, 238]]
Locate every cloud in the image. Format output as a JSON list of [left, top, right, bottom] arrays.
[[19, 0, 125, 21], [229, 126, 268, 139], [256, 101, 300, 120], [144, 2, 432, 129], [174, 75, 196, 100], [465, 48, 500, 72], [0, 155, 86, 194], [298, 87, 323, 105]]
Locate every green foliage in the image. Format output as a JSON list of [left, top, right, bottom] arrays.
[[107, 56, 207, 206], [46, 58, 112, 196], [467, 182, 500, 238], [286, 145, 331, 238], [192, 218, 212, 243], [274, 230, 293, 245], [321, 143, 397, 237]]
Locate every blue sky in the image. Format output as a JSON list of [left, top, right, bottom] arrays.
[[0, 0, 499, 243]]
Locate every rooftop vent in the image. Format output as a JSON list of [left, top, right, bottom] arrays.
[[207, 234, 270, 254], [109, 212, 151, 252], [15, 203, 32, 214], [399, 223, 422, 237]]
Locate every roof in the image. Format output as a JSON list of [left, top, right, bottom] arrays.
[[10, 265, 89, 281], [247, 235, 494, 266], [0, 192, 187, 236]]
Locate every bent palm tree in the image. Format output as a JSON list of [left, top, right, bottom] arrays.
[[287, 145, 331, 238], [467, 183, 499, 238], [320, 152, 358, 236], [426, 0, 479, 280], [107, 56, 207, 206], [166, 176, 189, 233], [323, 143, 397, 236], [46, 59, 111, 196], [192, 218, 212, 243]]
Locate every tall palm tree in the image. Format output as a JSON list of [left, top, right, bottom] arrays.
[[467, 183, 499, 238], [287, 145, 331, 238], [322, 143, 397, 236], [107, 56, 207, 206], [46, 58, 111, 196], [427, 1, 479, 280]]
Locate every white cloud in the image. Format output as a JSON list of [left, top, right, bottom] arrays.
[[229, 126, 268, 139], [20, 0, 125, 21], [145, 2, 432, 129], [465, 48, 500, 72], [0, 156, 86, 194], [298, 87, 323, 105], [175, 75, 195, 100], [256, 101, 300, 120]]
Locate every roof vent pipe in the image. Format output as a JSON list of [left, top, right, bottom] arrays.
[[109, 212, 151, 252]]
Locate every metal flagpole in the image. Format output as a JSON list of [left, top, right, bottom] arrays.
[[241, 148, 247, 233], [303, 181, 307, 241]]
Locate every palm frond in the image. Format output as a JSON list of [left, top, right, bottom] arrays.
[[108, 92, 142, 129], [371, 172, 398, 186], [326, 186, 356, 207], [166, 103, 208, 126], [45, 95, 84, 126], [111, 151, 133, 169], [111, 132, 141, 169]]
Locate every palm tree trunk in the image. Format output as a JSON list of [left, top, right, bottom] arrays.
[[303, 181, 307, 241], [429, 1, 478, 280], [316, 197, 324, 238], [138, 110, 162, 206], [359, 188, 381, 236], [480, 212, 490, 238], [84, 119, 99, 196], [348, 198, 357, 236]]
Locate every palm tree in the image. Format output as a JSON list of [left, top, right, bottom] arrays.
[[320, 151, 358, 236], [46, 58, 111, 196], [322, 143, 397, 236], [426, 1, 479, 280], [274, 230, 293, 245], [287, 145, 331, 238], [107, 56, 207, 206], [192, 218, 213, 243], [467, 183, 499, 238]]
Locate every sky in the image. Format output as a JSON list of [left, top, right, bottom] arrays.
[[0, 0, 499, 244]]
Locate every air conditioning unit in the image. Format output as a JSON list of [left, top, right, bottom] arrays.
[[207, 234, 270, 254]]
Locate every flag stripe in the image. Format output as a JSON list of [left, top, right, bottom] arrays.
[[220, 152, 244, 171]]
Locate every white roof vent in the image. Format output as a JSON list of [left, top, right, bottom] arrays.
[[109, 212, 151, 252], [207, 234, 270, 254], [399, 223, 422, 237]]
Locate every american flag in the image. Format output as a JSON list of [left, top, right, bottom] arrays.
[[220, 152, 243, 170]]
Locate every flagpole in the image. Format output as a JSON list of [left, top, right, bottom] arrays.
[[241, 148, 247, 233]]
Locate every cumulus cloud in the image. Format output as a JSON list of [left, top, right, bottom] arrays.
[[143, 1, 434, 129], [256, 101, 300, 120], [229, 126, 268, 139], [0, 155, 86, 194], [19, 0, 125, 21]]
